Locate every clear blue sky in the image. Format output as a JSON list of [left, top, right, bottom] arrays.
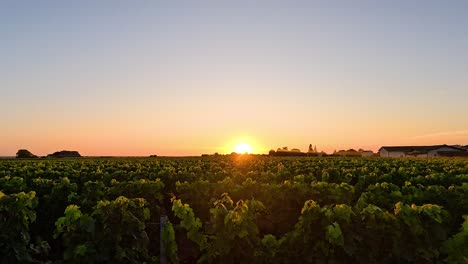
[[1, 1, 468, 156]]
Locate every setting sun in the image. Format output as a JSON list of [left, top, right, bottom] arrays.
[[234, 143, 252, 154]]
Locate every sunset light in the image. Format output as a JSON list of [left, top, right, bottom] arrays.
[[234, 143, 252, 154], [2, 2, 468, 263]]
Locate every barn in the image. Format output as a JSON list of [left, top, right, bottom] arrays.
[[379, 145, 467, 158]]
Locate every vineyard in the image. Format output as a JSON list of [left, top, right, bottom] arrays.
[[1, 156, 467, 263]]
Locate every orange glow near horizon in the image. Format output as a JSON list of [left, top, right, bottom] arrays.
[[2, 127, 468, 157]]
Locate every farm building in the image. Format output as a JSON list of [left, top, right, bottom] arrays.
[[333, 149, 374, 157], [359, 150, 374, 157], [334, 149, 361, 157], [379, 145, 467, 158]]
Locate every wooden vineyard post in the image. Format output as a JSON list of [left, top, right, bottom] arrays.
[[160, 215, 167, 264]]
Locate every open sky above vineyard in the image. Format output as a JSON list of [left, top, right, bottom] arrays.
[[1, 1, 468, 156]]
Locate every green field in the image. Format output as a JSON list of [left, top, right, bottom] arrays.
[[1, 156, 467, 263]]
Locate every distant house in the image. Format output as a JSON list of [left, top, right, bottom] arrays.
[[359, 149, 374, 157], [270, 147, 307, 156], [334, 149, 361, 157], [379, 145, 466, 158], [269, 145, 326, 157]]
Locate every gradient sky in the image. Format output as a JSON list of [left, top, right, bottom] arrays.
[[1, 1, 468, 156]]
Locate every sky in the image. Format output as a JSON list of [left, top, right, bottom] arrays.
[[1, 1, 468, 156]]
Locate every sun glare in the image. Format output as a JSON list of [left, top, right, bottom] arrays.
[[234, 143, 252, 154]]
